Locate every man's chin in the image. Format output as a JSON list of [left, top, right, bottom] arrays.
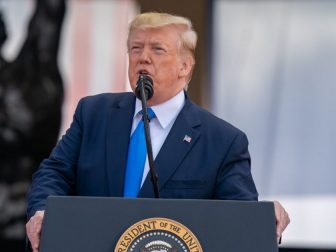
[[147, 96, 158, 106]]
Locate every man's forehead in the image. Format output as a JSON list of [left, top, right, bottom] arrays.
[[130, 38, 167, 45], [129, 27, 180, 44]]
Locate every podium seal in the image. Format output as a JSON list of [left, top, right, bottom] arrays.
[[114, 217, 203, 252]]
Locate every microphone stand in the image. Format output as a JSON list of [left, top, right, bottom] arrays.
[[138, 80, 160, 198]]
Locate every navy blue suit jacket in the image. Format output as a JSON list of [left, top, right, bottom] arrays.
[[27, 92, 258, 218]]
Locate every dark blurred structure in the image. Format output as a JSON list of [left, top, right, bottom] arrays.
[[0, 0, 65, 246]]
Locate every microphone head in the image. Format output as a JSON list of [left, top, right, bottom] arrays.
[[135, 74, 154, 100]]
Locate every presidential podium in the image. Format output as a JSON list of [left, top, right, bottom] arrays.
[[39, 196, 278, 252]]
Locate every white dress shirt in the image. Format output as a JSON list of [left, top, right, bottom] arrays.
[[130, 90, 185, 186]]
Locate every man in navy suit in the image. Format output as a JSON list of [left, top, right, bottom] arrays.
[[26, 12, 289, 251]]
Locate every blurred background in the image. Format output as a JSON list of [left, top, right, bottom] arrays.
[[0, 0, 335, 251]]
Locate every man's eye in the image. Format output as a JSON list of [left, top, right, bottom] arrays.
[[154, 47, 165, 53], [131, 47, 141, 52]]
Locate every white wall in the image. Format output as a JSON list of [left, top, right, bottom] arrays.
[[212, 0, 336, 248]]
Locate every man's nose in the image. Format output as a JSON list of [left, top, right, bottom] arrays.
[[139, 48, 151, 64]]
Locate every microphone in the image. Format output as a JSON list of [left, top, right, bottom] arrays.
[[135, 74, 154, 100], [134, 74, 160, 198]]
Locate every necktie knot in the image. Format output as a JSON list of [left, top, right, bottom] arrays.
[[140, 108, 156, 121]]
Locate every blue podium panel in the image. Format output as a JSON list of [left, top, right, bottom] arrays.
[[40, 196, 277, 252]]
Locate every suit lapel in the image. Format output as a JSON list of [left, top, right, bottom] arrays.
[[106, 93, 135, 196], [138, 98, 201, 198]]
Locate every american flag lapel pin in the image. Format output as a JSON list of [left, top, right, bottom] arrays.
[[183, 134, 192, 143]]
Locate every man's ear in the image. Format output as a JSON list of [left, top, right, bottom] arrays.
[[178, 55, 194, 78]]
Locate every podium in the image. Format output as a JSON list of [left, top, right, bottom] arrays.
[[40, 196, 278, 252]]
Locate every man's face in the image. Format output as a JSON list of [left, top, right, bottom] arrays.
[[128, 25, 192, 106]]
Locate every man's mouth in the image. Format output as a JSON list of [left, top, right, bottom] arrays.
[[138, 70, 150, 75]]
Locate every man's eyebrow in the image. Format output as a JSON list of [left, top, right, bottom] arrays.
[[150, 42, 166, 47], [130, 41, 144, 45]]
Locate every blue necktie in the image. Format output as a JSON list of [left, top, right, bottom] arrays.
[[124, 108, 156, 197]]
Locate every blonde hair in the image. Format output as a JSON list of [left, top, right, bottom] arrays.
[[127, 12, 197, 84]]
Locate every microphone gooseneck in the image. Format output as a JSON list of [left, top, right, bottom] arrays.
[[135, 74, 160, 198]]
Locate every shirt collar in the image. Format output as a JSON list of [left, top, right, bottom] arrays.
[[134, 90, 185, 129]]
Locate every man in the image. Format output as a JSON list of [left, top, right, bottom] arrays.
[[26, 12, 289, 251]]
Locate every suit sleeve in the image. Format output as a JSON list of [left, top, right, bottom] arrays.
[[26, 98, 85, 218], [213, 131, 259, 201]]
